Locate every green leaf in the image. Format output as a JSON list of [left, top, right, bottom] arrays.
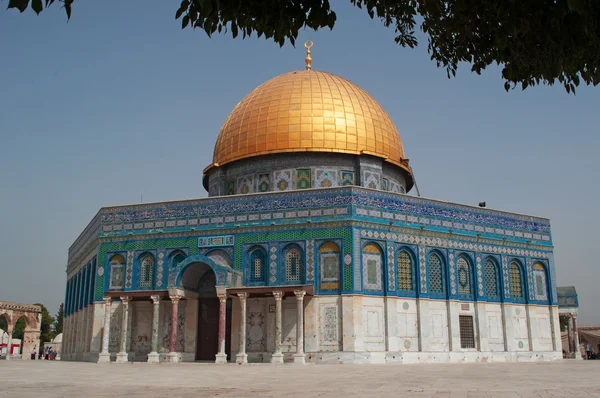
[[31, 0, 42, 14], [7, 0, 29, 12], [182, 14, 190, 29], [231, 22, 238, 38]]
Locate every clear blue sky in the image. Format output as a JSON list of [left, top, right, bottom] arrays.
[[1, 1, 598, 323]]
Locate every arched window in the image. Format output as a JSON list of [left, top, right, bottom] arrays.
[[533, 262, 549, 302], [509, 261, 524, 299], [362, 242, 383, 291], [109, 254, 125, 290], [484, 258, 500, 299], [139, 254, 154, 288], [171, 252, 185, 269], [428, 252, 445, 295], [283, 245, 303, 283], [319, 241, 340, 291], [457, 256, 473, 297], [397, 250, 414, 292], [248, 247, 267, 284]]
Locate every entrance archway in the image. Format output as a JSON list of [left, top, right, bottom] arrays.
[[180, 263, 231, 361]]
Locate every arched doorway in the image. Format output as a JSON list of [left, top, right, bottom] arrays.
[[180, 262, 231, 361]]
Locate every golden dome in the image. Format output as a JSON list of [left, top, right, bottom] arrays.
[[206, 70, 411, 176]]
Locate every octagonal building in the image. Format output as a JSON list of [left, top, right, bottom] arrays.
[[62, 51, 561, 364]]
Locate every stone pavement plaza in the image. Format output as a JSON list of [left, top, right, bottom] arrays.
[[1, 361, 599, 398]]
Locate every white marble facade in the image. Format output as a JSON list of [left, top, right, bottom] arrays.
[[62, 294, 561, 364]]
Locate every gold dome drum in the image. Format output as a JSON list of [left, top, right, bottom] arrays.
[[207, 70, 410, 175]]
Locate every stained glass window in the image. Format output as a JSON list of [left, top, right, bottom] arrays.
[[457, 257, 472, 297], [533, 263, 548, 301], [140, 255, 154, 287], [510, 262, 523, 299], [249, 248, 266, 283], [109, 255, 125, 290], [285, 247, 301, 282], [428, 253, 444, 294], [397, 251, 413, 291], [484, 259, 499, 298]]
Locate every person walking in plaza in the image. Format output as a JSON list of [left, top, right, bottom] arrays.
[[585, 342, 591, 359]]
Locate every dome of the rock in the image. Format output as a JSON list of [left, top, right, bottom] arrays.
[[203, 69, 413, 195]]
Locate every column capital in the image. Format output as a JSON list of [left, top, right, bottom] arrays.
[[237, 292, 249, 300], [294, 290, 306, 299], [150, 295, 161, 304], [103, 296, 112, 305], [169, 295, 182, 304], [272, 291, 284, 300], [217, 293, 227, 302], [120, 296, 130, 304]]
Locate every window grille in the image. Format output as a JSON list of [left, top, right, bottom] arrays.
[[459, 315, 476, 349], [457, 257, 471, 296], [428, 253, 444, 293], [484, 259, 499, 298], [249, 249, 265, 283], [140, 255, 154, 287], [286, 249, 300, 282], [397, 251, 413, 291], [510, 262, 523, 298]]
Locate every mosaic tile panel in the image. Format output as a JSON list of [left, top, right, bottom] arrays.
[[387, 243, 395, 291], [526, 258, 534, 301], [340, 171, 355, 186], [363, 170, 381, 189], [448, 251, 456, 295], [236, 175, 254, 195], [502, 256, 510, 298], [125, 251, 133, 289], [225, 180, 235, 195], [343, 253, 353, 291], [157, 250, 165, 288], [269, 245, 278, 284], [296, 169, 311, 189], [476, 254, 484, 297], [257, 173, 270, 192], [419, 246, 427, 293], [273, 169, 293, 191], [315, 168, 338, 188], [353, 229, 361, 291], [306, 240, 315, 281], [198, 235, 234, 247]]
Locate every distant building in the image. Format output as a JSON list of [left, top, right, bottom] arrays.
[[558, 286, 583, 359], [62, 45, 561, 364], [0, 301, 42, 360]]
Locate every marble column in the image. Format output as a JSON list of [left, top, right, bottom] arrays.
[[567, 315, 573, 355], [271, 291, 284, 364], [147, 295, 161, 363], [293, 290, 306, 364], [5, 329, 12, 360], [573, 314, 582, 359], [235, 292, 249, 364], [116, 297, 130, 363], [215, 293, 228, 364], [97, 297, 112, 363], [167, 295, 181, 363]]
